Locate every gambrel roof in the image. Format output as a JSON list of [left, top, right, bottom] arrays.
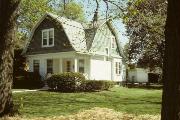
[[23, 12, 125, 59]]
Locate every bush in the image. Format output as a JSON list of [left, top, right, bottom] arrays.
[[148, 73, 160, 83], [46, 72, 85, 92], [82, 80, 115, 92], [13, 72, 44, 89]]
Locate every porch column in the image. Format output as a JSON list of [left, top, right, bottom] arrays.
[[74, 58, 78, 72], [59, 58, 63, 73]]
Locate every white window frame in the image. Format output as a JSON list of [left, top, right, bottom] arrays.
[[42, 28, 54, 47], [111, 36, 116, 49]]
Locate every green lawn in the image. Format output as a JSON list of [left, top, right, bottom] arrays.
[[13, 87, 162, 118]]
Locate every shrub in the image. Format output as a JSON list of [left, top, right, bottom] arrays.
[[46, 72, 85, 92], [148, 73, 160, 83], [13, 72, 44, 89], [82, 80, 115, 92]]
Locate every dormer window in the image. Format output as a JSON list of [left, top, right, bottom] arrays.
[[42, 28, 54, 47]]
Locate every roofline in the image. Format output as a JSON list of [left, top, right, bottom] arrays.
[[22, 13, 49, 55], [106, 21, 128, 62]]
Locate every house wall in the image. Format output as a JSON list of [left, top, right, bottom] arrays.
[[27, 52, 125, 81], [90, 56, 111, 80], [26, 16, 74, 55], [89, 56, 125, 82], [89, 23, 119, 56], [53, 59, 60, 73], [128, 70, 137, 82], [136, 69, 148, 82], [128, 68, 148, 83]]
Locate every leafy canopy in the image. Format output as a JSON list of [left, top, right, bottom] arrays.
[[58, 2, 85, 22], [124, 0, 167, 70]]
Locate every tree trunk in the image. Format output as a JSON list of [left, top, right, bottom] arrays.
[[0, 0, 20, 116], [161, 0, 180, 120]]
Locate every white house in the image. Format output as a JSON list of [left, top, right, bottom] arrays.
[[23, 13, 126, 82]]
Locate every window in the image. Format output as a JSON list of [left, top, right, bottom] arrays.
[[66, 61, 71, 72], [42, 28, 54, 47], [105, 48, 109, 61], [105, 48, 109, 55], [33, 60, 40, 73], [111, 37, 116, 49], [78, 59, 85, 73], [115, 62, 121, 75], [47, 59, 53, 74]]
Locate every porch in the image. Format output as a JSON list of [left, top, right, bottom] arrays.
[[28, 53, 89, 79]]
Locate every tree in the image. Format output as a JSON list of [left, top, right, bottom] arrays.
[[58, 1, 85, 22], [124, 0, 167, 70], [161, 0, 180, 119], [0, 0, 20, 115]]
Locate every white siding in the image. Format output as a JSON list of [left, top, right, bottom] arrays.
[[53, 59, 60, 73], [128, 68, 148, 83], [90, 57, 111, 80], [27, 52, 125, 82]]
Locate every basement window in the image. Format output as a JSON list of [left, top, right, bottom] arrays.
[[42, 28, 54, 47]]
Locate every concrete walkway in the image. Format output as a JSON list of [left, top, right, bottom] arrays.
[[12, 86, 49, 93], [12, 89, 38, 93]]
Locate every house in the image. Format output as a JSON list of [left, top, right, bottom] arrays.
[[23, 13, 126, 82], [128, 68, 148, 83]]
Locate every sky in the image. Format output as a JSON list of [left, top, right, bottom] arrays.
[[74, 0, 129, 47]]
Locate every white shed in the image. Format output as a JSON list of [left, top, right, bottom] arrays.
[[128, 68, 148, 83]]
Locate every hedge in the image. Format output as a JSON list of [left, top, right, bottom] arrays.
[[13, 72, 44, 89], [46, 72, 85, 92], [82, 80, 115, 92], [148, 73, 160, 83]]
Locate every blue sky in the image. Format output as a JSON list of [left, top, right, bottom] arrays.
[[74, 0, 129, 47]]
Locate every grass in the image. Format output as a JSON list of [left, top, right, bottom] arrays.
[[13, 87, 162, 118]]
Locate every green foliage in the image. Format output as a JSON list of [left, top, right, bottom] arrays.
[[82, 80, 115, 92], [46, 72, 85, 92], [19, 0, 55, 32], [13, 49, 26, 77], [148, 73, 160, 83], [58, 2, 85, 22], [13, 72, 44, 89], [124, 0, 167, 70], [46, 72, 114, 92]]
